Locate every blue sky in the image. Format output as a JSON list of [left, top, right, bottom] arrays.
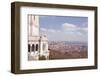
[[39, 15, 88, 42]]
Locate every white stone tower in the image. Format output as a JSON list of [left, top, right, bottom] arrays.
[[28, 14, 39, 36], [28, 14, 49, 60]]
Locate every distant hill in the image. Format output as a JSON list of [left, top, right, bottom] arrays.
[[49, 41, 87, 45]]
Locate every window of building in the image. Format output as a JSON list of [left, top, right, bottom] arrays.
[[32, 44, 35, 52], [28, 44, 30, 52], [36, 44, 38, 51]]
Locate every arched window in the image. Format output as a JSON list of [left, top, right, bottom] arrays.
[[43, 43, 46, 51], [32, 44, 35, 52], [36, 44, 38, 51], [28, 44, 30, 52]]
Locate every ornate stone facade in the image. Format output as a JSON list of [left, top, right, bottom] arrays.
[[28, 14, 49, 60]]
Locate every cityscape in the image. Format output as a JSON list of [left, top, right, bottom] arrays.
[[48, 41, 88, 59]]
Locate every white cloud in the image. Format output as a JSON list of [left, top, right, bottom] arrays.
[[82, 28, 88, 31], [40, 28, 47, 32], [62, 23, 77, 29], [41, 28, 60, 33], [48, 29, 56, 33]]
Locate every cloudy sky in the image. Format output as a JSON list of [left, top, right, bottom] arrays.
[[39, 15, 88, 42]]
